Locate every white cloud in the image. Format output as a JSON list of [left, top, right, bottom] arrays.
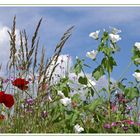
[[0, 25, 20, 76], [0, 26, 10, 75]]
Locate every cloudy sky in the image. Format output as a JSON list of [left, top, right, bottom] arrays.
[[0, 7, 140, 82]]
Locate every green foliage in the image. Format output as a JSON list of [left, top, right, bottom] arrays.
[[56, 77, 71, 97], [102, 46, 112, 56], [88, 87, 94, 97], [78, 76, 88, 85], [74, 58, 84, 75], [101, 31, 109, 43], [92, 65, 105, 80], [124, 87, 139, 100], [117, 81, 126, 92], [72, 93, 81, 103], [85, 98, 104, 112], [62, 86, 70, 97], [132, 47, 140, 66], [101, 56, 117, 73]]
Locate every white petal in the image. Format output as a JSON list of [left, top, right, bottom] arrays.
[[86, 50, 98, 60], [88, 79, 96, 87], [60, 97, 71, 106], [110, 26, 121, 34], [109, 34, 121, 43], [134, 42, 140, 51], [89, 30, 100, 40], [58, 91, 65, 98], [133, 72, 140, 82], [74, 124, 84, 133]]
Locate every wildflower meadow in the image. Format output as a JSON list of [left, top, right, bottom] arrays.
[[0, 13, 140, 134]]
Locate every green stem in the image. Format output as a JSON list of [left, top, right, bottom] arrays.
[[0, 80, 2, 91], [108, 70, 111, 123], [81, 67, 100, 98], [24, 90, 32, 98], [136, 97, 139, 132]]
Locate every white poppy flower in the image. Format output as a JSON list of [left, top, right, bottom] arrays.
[[60, 97, 71, 106], [58, 91, 65, 98], [134, 58, 140, 64], [134, 42, 140, 51], [86, 50, 98, 60], [133, 72, 140, 82], [110, 27, 121, 34], [89, 30, 100, 40], [74, 124, 84, 133], [109, 34, 121, 43]]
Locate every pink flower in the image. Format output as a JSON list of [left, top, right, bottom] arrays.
[[103, 123, 111, 129], [111, 122, 117, 127], [122, 126, 129, 132], [122, 120, 134, 125], [111, 103, 117, 112]]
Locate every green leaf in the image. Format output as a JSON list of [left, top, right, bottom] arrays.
[[101, 56, 117, 73], [135, 69, 140, 72], [72, 94, 81, 102], [132, 47, 140, 66], [86, 98, 103, 112], [117, 82, 126, 92], [92, 65, 105, 81], [124, 87, 139, 100], [102, 46, 112, 56], [101, 31, 109, 43], [74, 58, 84, 75], [98, 42, 104, 52], [78, 76, 88, 85], [62, 86, 70, 97], [52, 113, 61, 123], [101, 57, 108, 70], [60, 77, 69, 84], [108, 56, 117, 72], [65, 110, 80, 126], [71, 113, 78, 125], [88, 87, 94, 97]]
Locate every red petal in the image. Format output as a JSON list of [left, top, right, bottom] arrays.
[[18, 85, 28, 91], [12, 78, 29, 90], [0, 91, 5, 103], [3, 94, 14, 108]]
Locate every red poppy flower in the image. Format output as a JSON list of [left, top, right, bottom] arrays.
[[0, 91, 14, 108], [12, 78, 29, 91], [0, 91, 4, 103], [3, 94, 14, 108]]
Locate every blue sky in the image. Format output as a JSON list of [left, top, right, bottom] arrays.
[[0, 7, 140, 82]]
